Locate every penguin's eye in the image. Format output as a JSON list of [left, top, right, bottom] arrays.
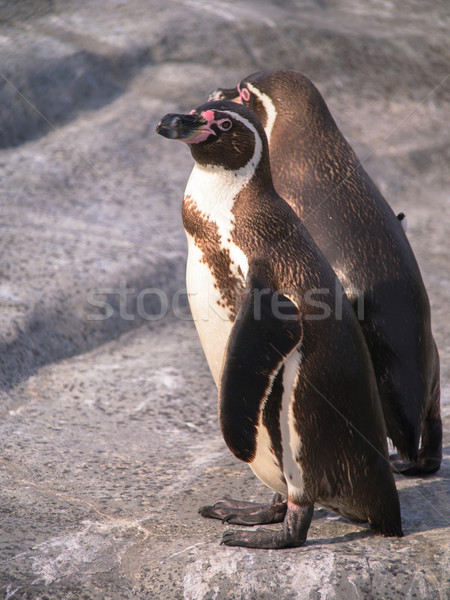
[[217, 119, 232, 131], [240, 87, 251, 102]]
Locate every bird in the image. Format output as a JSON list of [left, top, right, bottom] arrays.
[[209, 70, 441, 476], [156, 100, 403, 549]]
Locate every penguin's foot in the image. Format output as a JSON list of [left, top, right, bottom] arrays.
[[390, 417, 442, 476], [390, 454, 441, 476], [220, 502, 314, 549], [199, 493, 286, 525]]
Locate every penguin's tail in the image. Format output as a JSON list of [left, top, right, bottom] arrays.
[[377, 522, 404, 538], [367, 457, 404, 538], [368, 506, 404, 538]]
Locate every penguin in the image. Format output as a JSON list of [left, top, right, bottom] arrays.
[[156, 101, 403, 549], [209, 71, 441, 476]]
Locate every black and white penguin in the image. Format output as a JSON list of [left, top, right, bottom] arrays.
[[156, 101, 403, 549], [210, 71, 442, 475]]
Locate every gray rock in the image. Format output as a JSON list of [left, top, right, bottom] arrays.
[[0, 0, 449, 598]]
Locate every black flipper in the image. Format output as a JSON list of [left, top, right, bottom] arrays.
[[218, 266, 303, 463], [199, 266, 309, 549]]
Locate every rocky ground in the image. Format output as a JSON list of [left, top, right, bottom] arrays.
[[0, 1, 449, 598]]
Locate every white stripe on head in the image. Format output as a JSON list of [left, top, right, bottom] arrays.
[[246, 82, 277, 144]]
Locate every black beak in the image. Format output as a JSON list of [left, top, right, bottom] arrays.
[[207, 87, 240, 103], [156, 112, 209, 140]]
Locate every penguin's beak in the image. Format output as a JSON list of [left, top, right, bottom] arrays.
[[156, 113, 211, 141], [207, 87, 241, 103]]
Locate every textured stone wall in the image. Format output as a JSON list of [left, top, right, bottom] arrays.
[[0, 1, 448, 598]]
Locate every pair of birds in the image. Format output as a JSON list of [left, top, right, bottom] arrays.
[[156, 70, 441, 549]]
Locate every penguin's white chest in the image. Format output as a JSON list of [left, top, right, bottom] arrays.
[[185, 235, 235, 384], [183, 164, 250, 385]]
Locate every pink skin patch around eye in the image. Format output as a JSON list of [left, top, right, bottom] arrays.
[[201, 110, 215, 122], [237, 83, 250, 103]]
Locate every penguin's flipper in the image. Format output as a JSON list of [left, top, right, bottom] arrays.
[[201, 267, 310, 548], [218, 267, 303, 463]]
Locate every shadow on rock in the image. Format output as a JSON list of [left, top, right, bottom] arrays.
[[397, 447, 450, 534], [0, 46, 153, 148], [0, 265, 188, 396]]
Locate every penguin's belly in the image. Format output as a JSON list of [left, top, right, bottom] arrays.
[[250, 424, 288, 495], [185, 233, 234, 385], [250, 348, 304, 500]]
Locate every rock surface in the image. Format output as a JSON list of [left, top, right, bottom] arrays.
[[0, 1, 449, 598]]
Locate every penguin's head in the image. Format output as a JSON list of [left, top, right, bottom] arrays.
[[208, 71, 289, 141], [207, 86, 241, 104], [209, 70, 330, 141], [157, 100, 269, 173]]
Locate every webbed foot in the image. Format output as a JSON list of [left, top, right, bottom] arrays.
[[390, 417, 442, 476], [220, 502, 314, 549], [390, 454, 441, 476], [199, 493, 286, 525]]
